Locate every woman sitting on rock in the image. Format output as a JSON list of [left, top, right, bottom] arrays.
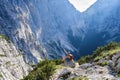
[[61, 49, 75, 68]]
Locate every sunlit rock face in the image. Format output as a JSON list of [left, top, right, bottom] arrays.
[[0, 36, 32, 80], [0, 0, 47, 64]]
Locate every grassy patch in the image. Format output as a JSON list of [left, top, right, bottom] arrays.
[[0, 54, 6, 57], [94, 56, 102, 62], [22, 59, 62, 80], [55, 65, 66, 69], [0, 73, 2, 78], [108, 47, 120, 56], [77, 42, 120, 64], [51, 59, 62, 65], [97, 61, 108, 66], [92, 42, 120, 58], [77, 55, 92, 65]]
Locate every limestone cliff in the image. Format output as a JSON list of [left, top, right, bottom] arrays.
[[0, 35, 32, 80]]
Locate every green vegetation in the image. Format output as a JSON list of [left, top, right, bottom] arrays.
[[94, 56, 102, 62], [77, 55, 92, 65], [55, 65, 66, 69], [116, 73, 120, 78], [0, 54, 6, 57], [97, 61, 108, 66], [0, 73, 3, 78], [0, 34, 11, 43], [69, 76, 88, 80], [51, 59, 62, 65], [77, 42, 120, 65], [5, 61, 11, 65], [22, 59, 62, 80], [92, 42, 120, 58]]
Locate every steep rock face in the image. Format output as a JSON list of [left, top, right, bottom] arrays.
[[24, 0, 120, 59], [0, 0, 87, 59], [0, 36, 32, 80], [108, 52, 120, 73], [0, 0, 46, 63], [0, 0, 120, 59]]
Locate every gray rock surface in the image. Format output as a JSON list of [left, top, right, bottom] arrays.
[[0, 37, 32, 80], [108, 52, 120, 74], [51, 63, 120, 80]]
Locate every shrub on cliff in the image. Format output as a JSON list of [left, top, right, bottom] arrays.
[[77, 42, 120, 64], [23, 59, 57, 80]]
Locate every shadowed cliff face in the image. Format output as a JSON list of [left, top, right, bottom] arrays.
[[0, 0, 120, 60]]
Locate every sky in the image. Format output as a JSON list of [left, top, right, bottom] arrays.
[[69, 0, 97, 12]]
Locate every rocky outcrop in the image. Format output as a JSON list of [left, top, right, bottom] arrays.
[[94, 52, 120, 75], [52, 52, 120, 80], [0, 36, 32, 80], [51, 63, 119, 80], [108, 52, 120, 74]]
